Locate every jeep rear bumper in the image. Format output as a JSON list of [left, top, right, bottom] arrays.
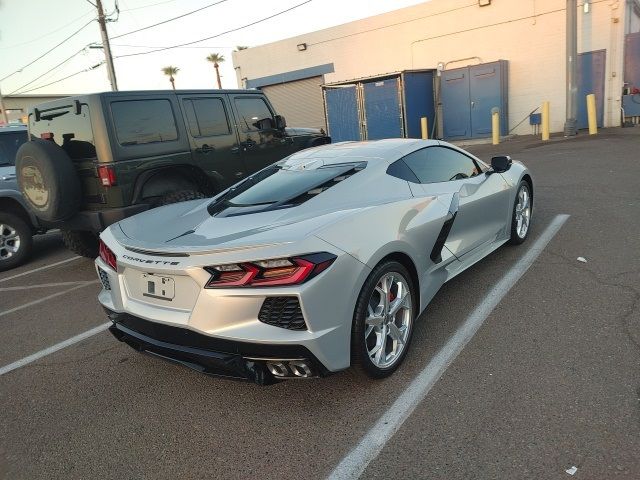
[[42, 204, 149, 232]]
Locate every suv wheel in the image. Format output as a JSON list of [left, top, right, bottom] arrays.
[[0, 213, 33, 272], [62, 230, 99, 258], [157, 190, 207, 207]]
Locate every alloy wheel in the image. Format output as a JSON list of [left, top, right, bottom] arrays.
[[0, 223, 21, 261], [364, 272, 413, 369], [515, 185, 531, 239]]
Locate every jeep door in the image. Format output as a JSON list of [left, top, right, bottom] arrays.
[[179, 95, 246, 190], [228, 95, 293, 173]]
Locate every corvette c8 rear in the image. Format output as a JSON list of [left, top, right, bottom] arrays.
[[97, 139, 533, 384]]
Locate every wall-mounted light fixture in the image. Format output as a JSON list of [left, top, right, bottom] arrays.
[[297, 43, 307, 51], [583, 0, 590, 13], [478, 0, 491, 6]]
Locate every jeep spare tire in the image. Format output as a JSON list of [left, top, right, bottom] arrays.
[[16, 139, 82, 222]]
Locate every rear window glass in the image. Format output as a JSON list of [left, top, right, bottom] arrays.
[[29, 103, 96, 160], [183, 98, 230, 137], [0, 131, 28, 166], [234, 97, 273, 131], [232, 167, 345, 206], [111, 99, 178, 146]]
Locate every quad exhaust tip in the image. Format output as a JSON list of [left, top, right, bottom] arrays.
[[266, 360, 313, 378]]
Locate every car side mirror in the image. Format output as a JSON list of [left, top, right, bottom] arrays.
[[255, 117, 275, 130], [274, 115, 286, 130], [490, 155, 512, 173]]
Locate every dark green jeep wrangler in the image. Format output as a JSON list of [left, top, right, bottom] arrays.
[[16, 90, 330, 257]]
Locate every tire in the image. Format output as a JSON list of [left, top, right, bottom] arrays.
[[15, 139, 82, 222], [156, 190, 207, 207], [62, 230, 99, 258], [0, 212, 33, 272], [508, 180, 533, 245], [351, 260, 417, 379]]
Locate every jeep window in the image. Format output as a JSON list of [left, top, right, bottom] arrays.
[[111, 99, 178, 146], [29, 103, 96, 160], [183, 98, 231, 137], [0, 131, 27, 166], [234, 97, 273, 132]]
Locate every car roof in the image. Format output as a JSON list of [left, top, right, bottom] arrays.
[[0, 124, 27, 133], [281, 139, 440, 169]]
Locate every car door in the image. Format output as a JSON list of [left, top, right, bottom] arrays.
[[179, 95, 246, 190], [228, 95, 293, 174], [403, 145, 511, 258]]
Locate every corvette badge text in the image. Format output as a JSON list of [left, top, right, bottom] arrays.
[[121, 254, 180, 266]]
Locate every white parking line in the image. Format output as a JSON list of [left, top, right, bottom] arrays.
[[0, 323, 111, 377], [0, 281, 91, 292], [0, 281, 99, 319], [327, 214, 570, 480], [0, 256, 81, 284]]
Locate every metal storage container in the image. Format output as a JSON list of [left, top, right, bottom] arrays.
[[322, 70, 436, 143]]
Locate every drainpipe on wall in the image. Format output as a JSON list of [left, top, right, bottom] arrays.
[[564, 0, 579, 136]]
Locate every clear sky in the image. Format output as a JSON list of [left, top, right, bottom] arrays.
[[0, 0, 427, 95]]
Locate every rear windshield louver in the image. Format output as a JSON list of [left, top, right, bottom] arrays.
[[207, 162, 366, 218]]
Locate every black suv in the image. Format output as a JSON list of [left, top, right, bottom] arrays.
[[16, 90, 330, 257]]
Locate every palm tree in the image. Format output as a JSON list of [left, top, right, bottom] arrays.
[[235, 46, 248, 51], [161, 66, 179, 90], [206, 53, 225, 89]]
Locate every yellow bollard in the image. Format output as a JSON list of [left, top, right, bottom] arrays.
[[420, 117, 428, 139], [586, 94, 598, 135], [491, 110, 500, 145], [541, 101, 550, 141]]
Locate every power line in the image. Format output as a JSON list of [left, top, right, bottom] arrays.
[[8, 46, 91, 95], [0, 18, 95, 83], [112, 43, 235, 49], [113, 0, 312, 59], [111, 0, 229, 39], [12, 63, 105, 95], [0, 10, 94, 51], [119, 0, 176, 11]]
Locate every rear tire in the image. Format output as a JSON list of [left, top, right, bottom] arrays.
[[157, 190, 207, 207], [351, 260, 416, 379], [62, 230, 99, 258], [0, 213, 33, 272]]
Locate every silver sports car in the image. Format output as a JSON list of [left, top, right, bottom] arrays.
[[96, 139, 533, 384]]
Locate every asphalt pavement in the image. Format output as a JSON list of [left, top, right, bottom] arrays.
[[0, 128, 638, 479]]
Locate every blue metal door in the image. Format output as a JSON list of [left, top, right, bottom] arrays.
[[441, 69, 471, 139], [324, 86, 360, 142], [362, 79, 403, 139], [470, 63, 503, 137], [577, 50, 606, 129]]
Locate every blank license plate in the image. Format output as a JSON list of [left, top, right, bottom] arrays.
[[142, 273, 175, 301]]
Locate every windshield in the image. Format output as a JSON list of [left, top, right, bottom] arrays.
[[0, 131, 28, 166]]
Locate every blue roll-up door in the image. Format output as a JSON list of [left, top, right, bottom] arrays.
[[324, 86, 360, 142], [441, 69, 471, 139], [362, 79, 402, 139], [577, 50, 606, 129]]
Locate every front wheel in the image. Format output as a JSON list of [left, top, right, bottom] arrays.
[[351, 261, 416, 378], [0, 213, 33, 272], [508, 181, 532, 245], [61, 230, 99, 258]]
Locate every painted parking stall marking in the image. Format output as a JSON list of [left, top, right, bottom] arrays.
[[327, 214, 570, 480]]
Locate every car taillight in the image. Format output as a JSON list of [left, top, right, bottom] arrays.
[[99, 239, 117, 271], [204, 253, 336, 288], [97, 165, 117, 187]]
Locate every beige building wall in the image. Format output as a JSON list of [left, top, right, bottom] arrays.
[[234, 0, 634, 135], [1, 95, 69, 123]]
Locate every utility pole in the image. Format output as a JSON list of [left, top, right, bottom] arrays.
[[564, 0, 578, 136], [96, 0, 118, 91], [0, 86, 8, 124]]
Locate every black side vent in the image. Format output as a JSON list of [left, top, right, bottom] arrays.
[[258, 297, 307, 331]]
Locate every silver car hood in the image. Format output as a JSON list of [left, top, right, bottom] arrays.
[[115, 199, 367, 254]]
